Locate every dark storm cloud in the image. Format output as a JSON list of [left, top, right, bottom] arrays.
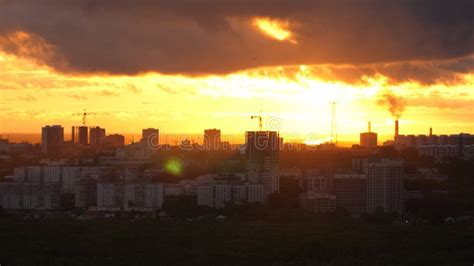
[[0, 0, 473, 83], [252, 55, 474, 86], [307, 55, 474, 85]]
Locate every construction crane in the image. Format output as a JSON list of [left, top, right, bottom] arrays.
[[330, 101, 338, 144], [73, 109, 98, 126], [251, 115, 263, 130]]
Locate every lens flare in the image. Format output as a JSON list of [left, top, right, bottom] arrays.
[[165, 158, 183, 176]]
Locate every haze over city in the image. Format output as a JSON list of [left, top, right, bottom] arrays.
[[0, 1, 473, 265], [1, 1, 473, 142]]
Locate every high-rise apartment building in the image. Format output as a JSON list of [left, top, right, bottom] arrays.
[[90, 127, 106, 147], [41, 125, 64, 153], [245, 131, 280, 197], [72, 126, 88, 145], [204, 129, 221, 150], [366, 160, 404, 214], [334, 174, 367, 216], [141, 128, 159, 148], [105, 134, 125, 147]]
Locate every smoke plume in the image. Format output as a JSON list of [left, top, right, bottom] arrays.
[[377, 92, 406, 119]]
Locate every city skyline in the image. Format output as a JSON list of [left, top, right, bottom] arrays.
[[1, 120, 473, 147], [1, 1, 474, 139]]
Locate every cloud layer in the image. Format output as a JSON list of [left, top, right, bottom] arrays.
[[0, 0, 473, 83]]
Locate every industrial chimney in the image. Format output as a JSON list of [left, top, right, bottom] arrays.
[[429, 127, 433, 137], [395, 120, 399, 141], [368, 121, 371, 133]]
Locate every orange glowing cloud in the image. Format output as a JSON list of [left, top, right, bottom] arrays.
[[253, 17, 297, 44], [0, 31, 58, 67]]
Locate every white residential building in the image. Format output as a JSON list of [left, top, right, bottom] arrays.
[[143, 183, 164, 210], [245, 131, 280, 198], [304, 175, 334, 194], [97, 182, 163, 211], [43, 166, 62, 183], [62, 166, 82, 193], [179, 180, 200, 195], [163, 184, 184, 196], [213, 184, 232, 208], [366, 160, 404, 214], [81, 167, 107, 179], [10, 166, 43, 183], [417, 145, 458, 160], [231, 184, 247, 204], [13, 168, 26, 183], [197, 185, 214, 207], [246, 184, 265, 203], [97, 183, 123, 210], [197, 182, 265, 209], [26, 166, 43, 183], [75, 178, 97, 208], [301, 192, 337, 213], [0, 183, 60, 210], [334, 174, 367, 216]]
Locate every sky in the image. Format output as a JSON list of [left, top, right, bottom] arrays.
[[0, 0, 473, 144]]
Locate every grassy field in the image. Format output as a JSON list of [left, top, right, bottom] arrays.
[[1, 219, 473, 265]]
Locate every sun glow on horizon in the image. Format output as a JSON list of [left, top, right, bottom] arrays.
[[1, 51, 474, 142]]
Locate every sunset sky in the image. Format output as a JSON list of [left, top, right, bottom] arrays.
[[0, 0, 473, 143]]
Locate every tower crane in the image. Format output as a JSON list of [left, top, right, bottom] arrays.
[[73, 109, 99, 126], [251, 115, 263, 130]]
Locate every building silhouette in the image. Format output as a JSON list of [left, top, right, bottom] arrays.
[[360, 122, 377, 149], [204, 129, 221, 150], [334, 174, 367, 217], [245, 131, 280, 197], [90, 127, 106, 147], [72, 126, 88, 145], [366, 160, 404, 214], [141, 128, 159, 148], [41, 125, 64, 153], [105, 134, 125, 147]]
